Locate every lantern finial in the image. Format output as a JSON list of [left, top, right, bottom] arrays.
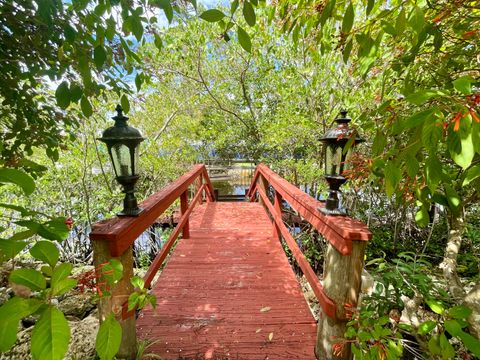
[[112, 104, 128, 127]]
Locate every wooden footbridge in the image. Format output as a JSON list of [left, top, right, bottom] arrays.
[[90, 164, 371, 360]]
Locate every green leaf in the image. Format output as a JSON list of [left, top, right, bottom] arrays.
[[401, 107, 436, 132], [94, 45, 107, 69], [426, 299, 445, 315], [447, 305, 472, 319], [158, 0, 173, 23], [444, 184, 461, 213], [30, 241, 59, 268], [31, 307, 70, 360], [396, 8, 406, 34], [0, 298, 43, 352], [9, 268, 46, 291], [444, 319, 462, 337], [135, 73, 143, 92], [458, 331, 480, 357], [343, 39, 353, 63], [55, 81, 70, 109], [384, 161, 401, 197], [415, 205, 429, 228], [128, 291, 140, 311], [0, 239, 28, 260], [422, 115, 443, 152], [0, 317, 18, 352], [381, 21, 396, 36], [341, 3, 354, 34], [131, 276, 144, 289], [418, 320, 436, 335], [52, 278, 77, 296], [121, 95, 130, 113], [41, 265, 53, 277], [320, 0, 336, 25], [243, 1, 256, 26], [428, 334, 442, 355], [409, 6, 425, 34], [439, 332, 455, 359], [366, 0, 374, 16], [96, 313, 122, 360], [453, 76, 473, 95], [131, 15, 144, 41], [154, 33, 163, 50], [0, 168, 35, 195], [425, 156, 443, 190], [405, 90, 443, 105], [51, 263, 73, 285], [405, 155, 419, 177], [463, 165, 480, 186], [100, 259, 124, 287], [372, 130, 387, 156], [9, 229, 36, 241], [39, 218, 70, 241], [448, 127, 474, 169], [199, 9, 225, 22], [69, 84, 83, 103], [231, 0, 239, 14], [80, 96, 93, 117], [237, 26, 252, 53]]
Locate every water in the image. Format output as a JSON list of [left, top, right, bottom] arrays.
[[208, 162, 256, 196]]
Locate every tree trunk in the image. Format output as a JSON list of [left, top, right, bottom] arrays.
[[464, 282, 480, 338], [316, 241, 367, 360], [439, 211, 466, 300]]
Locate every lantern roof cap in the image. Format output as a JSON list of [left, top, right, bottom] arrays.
[[320, 110, 363, 144], [99, 105, 144, 144]]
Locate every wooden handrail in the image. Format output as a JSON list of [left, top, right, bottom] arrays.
[[90, 164, 214, 256], [121, 183, 208, 319], [256, 186, 337, 319], [247, 164, 371, 255]]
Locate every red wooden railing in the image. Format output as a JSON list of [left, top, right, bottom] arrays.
[[90, 164, 215, 318], [247, 164, 371, 319]]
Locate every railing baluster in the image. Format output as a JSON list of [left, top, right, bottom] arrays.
[[180, 190, 190, 239], [272, 190, 282, 239]]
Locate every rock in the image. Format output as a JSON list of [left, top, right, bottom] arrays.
[[0, 287, 9, 306], [58, 293, 96, 319], [0, 313, 99, 360], [65, 314, 98, 360]]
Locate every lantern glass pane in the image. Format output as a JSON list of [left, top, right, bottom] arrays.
[[111, 143, 132, 177], [132, 144, 140, 174], [339, 146, 350, 175], [325, 144, 342, 176]]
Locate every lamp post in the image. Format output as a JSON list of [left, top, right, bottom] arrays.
[[99, 105, 145, 217], [319, 110, 363, 216]]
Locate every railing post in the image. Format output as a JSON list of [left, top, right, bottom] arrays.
[[180, 190, 190, 239], [92, 240, 137, 359], [316, 239, 367, 360], [195, 175, 203, 205], [272, 191, 283, 239], [256, 173, 270, 208]]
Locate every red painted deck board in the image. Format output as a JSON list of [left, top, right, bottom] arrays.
[[137, 202, 317, 359]]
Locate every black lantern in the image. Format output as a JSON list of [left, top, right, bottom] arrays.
[[319, 110, 363, 216], [99, 105, 145, 217]]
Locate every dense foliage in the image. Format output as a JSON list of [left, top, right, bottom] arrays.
[[0, 0, 479, 359]]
